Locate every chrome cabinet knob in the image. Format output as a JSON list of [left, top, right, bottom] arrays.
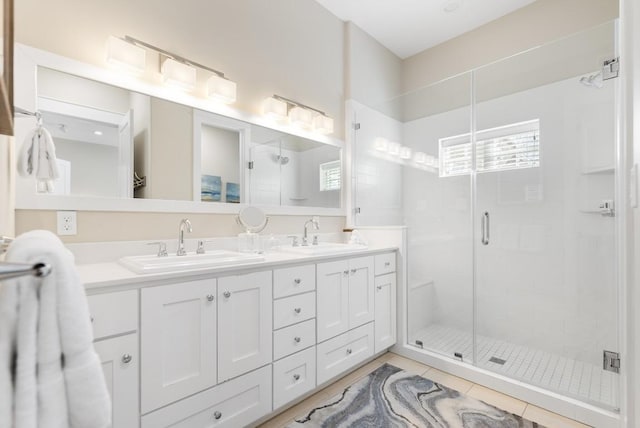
[[384, 261, 390, 267], [377, 285, 383, 291], [346, 348, 352, 355], [122, 354, 132, 364], [294, 307, 302, 314], [294, 278, 302, 284], [343, 270, 349, 275], [206, 294, 214, 302], [294, 336, 301, 343], [213, 411, 222, 420], [90, 315, 94, 323], [350, 268, 357, 274], [223, 291, 231, 298], [293, 374, 300, 381]]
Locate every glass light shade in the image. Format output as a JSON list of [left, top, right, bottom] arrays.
[[207, 75, 237, 104], [161, 58, 197, 92], [289, 106, 314, 129], [262, 97, 288, 121], [388, 142, 401, 156], [106, 36, 146, 74], [312, 115, 334, 134], [374, 138, 388, 152], [400, 146, 412, 159], [413, 151, 427, 163]]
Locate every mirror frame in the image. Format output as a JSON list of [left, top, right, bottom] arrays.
[[14, 43, 346, 216]]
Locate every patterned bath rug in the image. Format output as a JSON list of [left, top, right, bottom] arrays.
[[286, 363, 545, 427]]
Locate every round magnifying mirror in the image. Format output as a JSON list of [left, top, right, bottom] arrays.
[[237, 206, 268, 233]]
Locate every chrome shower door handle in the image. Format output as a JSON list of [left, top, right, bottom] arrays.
[[481, 211, 490, 245]]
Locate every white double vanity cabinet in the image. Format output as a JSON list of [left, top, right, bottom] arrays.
[[85, 249, 397, 427]]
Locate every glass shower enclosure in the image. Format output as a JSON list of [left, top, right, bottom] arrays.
[[352, 21, 619, 411]]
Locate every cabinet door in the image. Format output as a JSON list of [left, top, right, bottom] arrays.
[[316, 322, 375, 385], [348, 256, 375, 329], [94, 334, 139, 428], [374, 273, 397, 353], [316, 260, 350, 342], [141, 279, 217, 413], [218, 271, 272, 382]]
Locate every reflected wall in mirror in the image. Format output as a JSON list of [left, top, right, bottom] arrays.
[[19, 65, 342, 209]]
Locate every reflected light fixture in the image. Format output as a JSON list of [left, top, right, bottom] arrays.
[[106, 36, 146, 74], [400, 146, 412, 160], [161, 57, 197, 92], [413, 151, 427, 163], [388, 142, 401, 156], [374, 138, 389, 152], [265, 95, 334, 135], [262, 96, 289, 122], [207, 74, 237, 104]]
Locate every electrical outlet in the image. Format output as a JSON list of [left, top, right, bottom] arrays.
[[57, 211, 77, 236]]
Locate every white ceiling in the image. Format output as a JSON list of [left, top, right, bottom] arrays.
[[315, 0, 537, 59]]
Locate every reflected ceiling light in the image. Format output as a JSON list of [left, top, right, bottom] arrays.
[[312, 114, 334, 134], [106, 36, 146, 74], [207, 74, 237, 104], [289, 106, 314, 129], [262, 96, 288, 122], [388, 142, 401, 156], [161, 57, 197, 92], [374, 138, 389, 152], [413, 151, 427, 163], [400, 146, 412, 160], [93, 130, 103, 136]]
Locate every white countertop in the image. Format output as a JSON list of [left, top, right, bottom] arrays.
[[80, 245, 398, 292]]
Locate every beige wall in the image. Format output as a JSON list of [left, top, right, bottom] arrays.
[[15, 210, 345, 244], [403, 0, 619, 93]]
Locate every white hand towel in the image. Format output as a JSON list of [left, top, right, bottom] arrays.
[[18, 126, 60, 193], [0, 230, 111, 428]]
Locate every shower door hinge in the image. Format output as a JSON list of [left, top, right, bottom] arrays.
[[354, 207, 361, 214], [602, 57, 620, 80], [247, 161, 254, 170], [603, 350, 620, 373], [353, 122, 361, 131]]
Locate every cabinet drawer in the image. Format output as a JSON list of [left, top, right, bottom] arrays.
[[273, 347, 316, 410], [273, 291, 316, 330], [374, 252, 396, 276], [274, 264, 315, 298], [274, 319, 316, 361], [141, 365, 272, 428], [88, 290, 138, 340], [317, 322, 374, 385]]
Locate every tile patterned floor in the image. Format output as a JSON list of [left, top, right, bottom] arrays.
[[410, 324, 618, 409], [258, 352, 591, 428]]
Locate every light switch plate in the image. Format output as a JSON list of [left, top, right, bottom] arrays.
[[57, 211, 77, 235]]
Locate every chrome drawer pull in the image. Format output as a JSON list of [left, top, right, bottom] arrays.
[[294, 336, 301, 343], [343, 270, 349, 275], [121, 354, 132, 364], [213, 411, 222, 420], [293, 374, 300, 381], [223, 291, 231, 298], [294, 307, 302, 314], [206, 294, 214, 302], [350, 268, 357, 274], [376, 285, 383, 291], [384, 261, 390, 267], [294, 278, 302, 284]]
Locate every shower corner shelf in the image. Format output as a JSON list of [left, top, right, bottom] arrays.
[[581, 166, 615, 175]]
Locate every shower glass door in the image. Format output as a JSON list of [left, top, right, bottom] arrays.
[[473, 21, 619, 410]]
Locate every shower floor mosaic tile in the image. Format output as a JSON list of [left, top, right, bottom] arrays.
[[411, 324, 618, 409]]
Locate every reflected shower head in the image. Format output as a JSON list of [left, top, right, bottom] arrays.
[[579, 72, 603, 88]]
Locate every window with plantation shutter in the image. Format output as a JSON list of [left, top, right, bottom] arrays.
[[319, 160, 341, 191], [439, 119, 540, 177]]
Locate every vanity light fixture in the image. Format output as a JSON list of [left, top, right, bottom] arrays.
[[108, 36, 237, 100], [374, 138, 389, 152], [262, 96, 288, 122], [106, 36, 146, 74], [93, 130, 103, 136], [161, 57, 197, 92], [266, 94, 334, 135], [388, 142, 401, 156], [413, 151, 427, 163]]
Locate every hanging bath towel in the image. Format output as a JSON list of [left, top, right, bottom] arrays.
[[18, 126, 60, 193]]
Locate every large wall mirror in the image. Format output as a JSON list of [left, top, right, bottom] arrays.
[[14, 45, 344, 214]]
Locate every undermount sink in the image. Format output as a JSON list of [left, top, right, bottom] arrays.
[[278, 242, 368, 256], [119, 250, 265, 274]]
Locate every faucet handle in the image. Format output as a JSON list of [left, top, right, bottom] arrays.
[[312, 235, 319, 246], [287, 235, 299, 247], [196, 239, 215, 254], [147, 241, 168, 257]]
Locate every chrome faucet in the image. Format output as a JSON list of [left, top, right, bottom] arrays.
[[177, 218, 193, 256], [302, 217, 319, 246]]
